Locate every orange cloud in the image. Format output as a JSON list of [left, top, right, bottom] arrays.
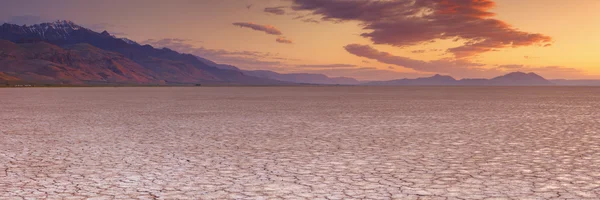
[[292, 0, 552, 58], [276, 36, 293, 44]]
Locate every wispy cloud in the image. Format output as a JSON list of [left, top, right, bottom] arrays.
[[264, 6, 286, 15], [411, 48, 443, 54], [140, 38, 427, 80], [344, 43, 587, 79], [232, 22, 282, 35], [344, 44, 492, 77], [301, 18, 320, 24], [290, 14, 320, 24], [296, 64, 357, 69], [141, 38, 284, 69]]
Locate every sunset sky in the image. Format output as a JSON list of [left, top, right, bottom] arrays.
[[1, 0, 599, 80]]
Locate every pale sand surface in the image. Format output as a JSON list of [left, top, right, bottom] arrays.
[[1, 87, 599, 199]]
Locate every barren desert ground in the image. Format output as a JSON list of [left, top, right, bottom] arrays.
[[1, 86, 599, 199]]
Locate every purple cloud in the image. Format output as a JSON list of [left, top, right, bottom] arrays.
[[232, 22, 282, 35], [264, 6, 286, 15], [344, 44, 490, 76]]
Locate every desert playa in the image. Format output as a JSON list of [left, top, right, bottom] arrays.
[[1, 87, 599, 199]]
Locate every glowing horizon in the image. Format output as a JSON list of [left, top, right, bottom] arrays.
[[1, 0, 599, 80]]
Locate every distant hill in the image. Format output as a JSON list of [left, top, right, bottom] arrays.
[[488, 72, 552, 85], [365, 72, 554, 86], [197, 57, 361, 85], [195, 56, 241, 71], [366, 74, 458, 86], [550, 79, 600, 86], [242, 70, 361, 85], [0, 20, 288, 85]]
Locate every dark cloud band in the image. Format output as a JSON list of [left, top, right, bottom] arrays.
[[292, 0, 552, 58]]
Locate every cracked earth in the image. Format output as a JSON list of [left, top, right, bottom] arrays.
[[1, 87, 599, 199]]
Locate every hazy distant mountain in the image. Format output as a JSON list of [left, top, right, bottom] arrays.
[[242, 70, 361, 85], [550, 79, 600, 86], [195, 56, 241, 71], [0, 20, 287, 85], [366, 74, 458, 86], [365, 72, 554, 86], [488, 72, 552, 85], [196, 56, 360, 85]]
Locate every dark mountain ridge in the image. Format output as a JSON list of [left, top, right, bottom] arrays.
[[0, 20, 288, 85]]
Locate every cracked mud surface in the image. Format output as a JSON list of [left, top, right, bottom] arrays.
[[1, 87, 599, 199]]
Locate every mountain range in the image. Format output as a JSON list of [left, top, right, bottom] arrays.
[[365, 72, 553, 86], [195, 56, 360, 85], [0, 20, 596, 86], [0, 20, 294, 85]]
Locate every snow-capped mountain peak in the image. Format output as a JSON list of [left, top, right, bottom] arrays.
[[1, 20, 138, 45], [5, 20, 87, 40], [119, 37, 138, 45], [31, 20, 82, 31]]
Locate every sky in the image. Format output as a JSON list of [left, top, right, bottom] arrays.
[[1, 0, 599, 80]]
